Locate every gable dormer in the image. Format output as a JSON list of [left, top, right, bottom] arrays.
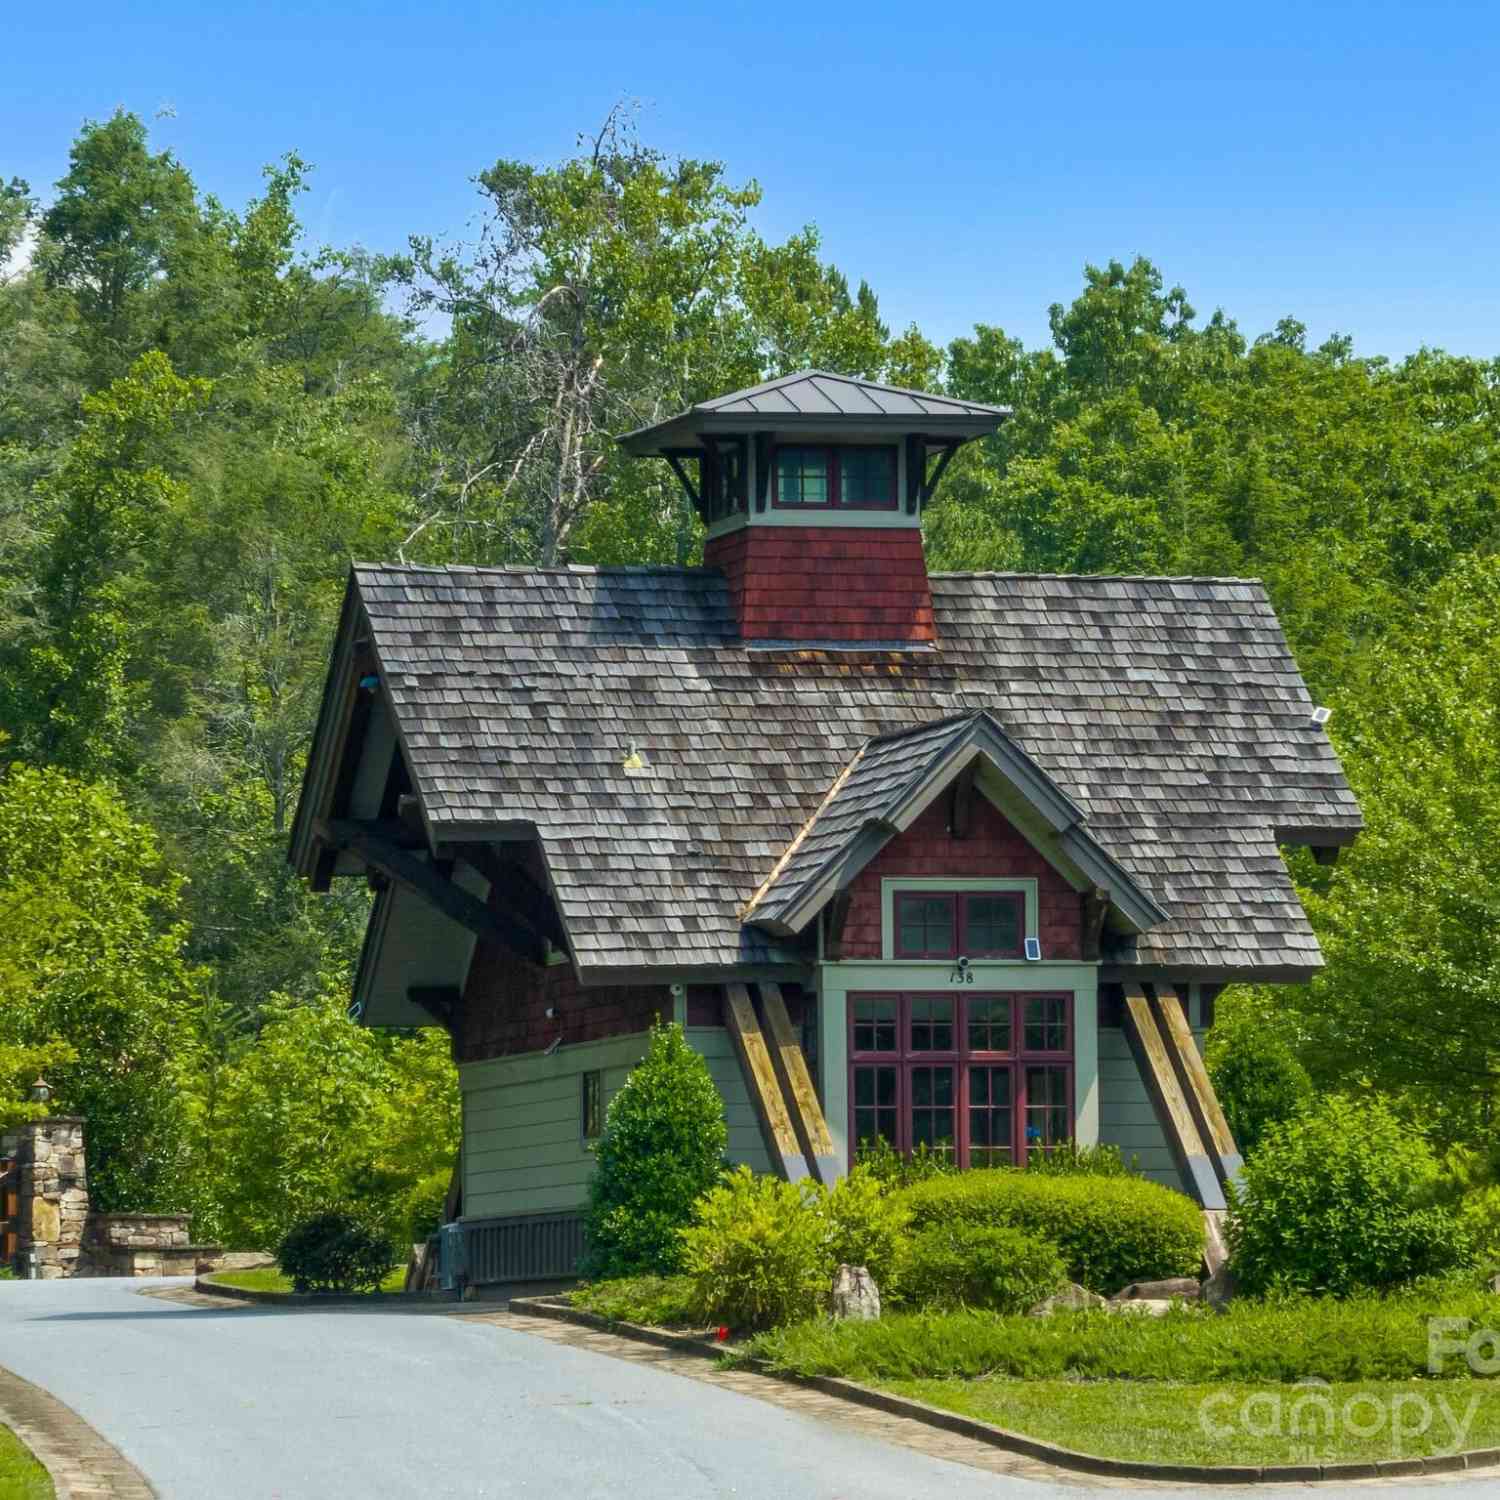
[[619, 371, 1008, 645]]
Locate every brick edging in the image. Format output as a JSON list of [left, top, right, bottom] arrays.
[[193, 1274, 456, 1307], [0, 1360, 155, 1498], [506, 1297, 1500, 1486]]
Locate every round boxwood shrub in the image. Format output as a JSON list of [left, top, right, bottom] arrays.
[[1227, 1094, 1472, 1296], [897, 1169, 1203, 1293], [680, 1166, 829, 1331], [900, 1222, 1065, 1312], [277, 1211, 398, 1293], [582, 1022, 728, 1277]]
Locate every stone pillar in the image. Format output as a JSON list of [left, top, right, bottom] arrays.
[[12, 1118, 89, 1278]]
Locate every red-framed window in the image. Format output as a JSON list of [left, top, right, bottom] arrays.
[[892, 889, 1025, 960], [849, 991, 1072, 1168], [771, 445, 899, 510]]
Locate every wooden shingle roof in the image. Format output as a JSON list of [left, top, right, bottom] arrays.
[[339, 563, 1361, 981]]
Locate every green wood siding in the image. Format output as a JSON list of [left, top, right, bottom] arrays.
[[460, 1035, 648, 1220], [1096, 1022, 1208, 1190], [685, 1026, 773, 1175]]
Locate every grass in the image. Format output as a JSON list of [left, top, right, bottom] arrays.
[[882, 1377, 1500, 1468], [209, 1265, 409, 1295], [738, 1279, 1500, 1385], [568, 1275, 698, 1327], [0, 1424, 54, 1500]]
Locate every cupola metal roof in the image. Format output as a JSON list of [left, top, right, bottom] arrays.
[[619, 369, 1010, 454]]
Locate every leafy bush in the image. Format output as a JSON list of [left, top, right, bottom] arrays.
[[679, 1167, 828, 1331], [276, 1210, 398, 1293], [900, 1222, 1064, 1312], [569, 1274, 697, 1327], [739, 1275, 1500, 1385], [898, 1170, 1202, 1293], [1024, 1142, 1131, 1177], [1206, 1003, 1314, 1156], [583, 1022, 728, 1277], [819, 1165, 911, 1294], [855, 1136, 956, 1190], [1228, 1095, 1472, 1296], [1458, 1185, 1500, 1268]]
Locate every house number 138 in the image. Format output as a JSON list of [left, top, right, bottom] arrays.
[[948, 968, 974, 984]]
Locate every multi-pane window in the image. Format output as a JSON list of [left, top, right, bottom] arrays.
[[893, 890, 1026, 960], [771, 445, 897, 509], [849, 992, 1071, 1169], [774, 447, 831, 506]]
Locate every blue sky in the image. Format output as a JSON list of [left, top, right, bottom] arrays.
[[9, 0, 1500, 358]]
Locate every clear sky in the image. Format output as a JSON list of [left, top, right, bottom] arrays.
[[9, 0, 1500, 359]]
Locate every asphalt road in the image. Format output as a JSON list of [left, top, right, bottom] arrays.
[[0, 1278, 1493, 1500]]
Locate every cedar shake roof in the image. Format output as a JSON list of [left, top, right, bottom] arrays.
[[338, 563, 1361, 981], [742, 710, 1165, 938]]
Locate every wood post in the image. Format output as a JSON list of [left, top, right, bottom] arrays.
[[1157, 987, 1244, 1194], [724, 983, 812, 1182], [760, 984, 839, 1185], [1121, 982, 1225, 1209]]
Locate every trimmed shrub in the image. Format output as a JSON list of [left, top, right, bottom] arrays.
[[1228, 1095, 1472, 1296], [900, 1222, 1065, 1312], [1206, 1004, 1313, 1156], [583, 1022, 728, 1277], [1024, 1142, 1130, 1178], [818, 1165, 911, 1296], [276, 1211, 398, 1293], [680, 1167, 828, 1331], [897, 1170, 1203, 1292]]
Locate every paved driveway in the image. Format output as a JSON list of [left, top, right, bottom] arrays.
[[0, 1278, 1492, 1500]]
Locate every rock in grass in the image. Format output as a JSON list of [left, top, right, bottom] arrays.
[[831, 1264, 881, 1321], [1202, 1261, 1238, 1309], [1027, 1282, 1107, 1316], [1111, 1276, 1202, 1302]]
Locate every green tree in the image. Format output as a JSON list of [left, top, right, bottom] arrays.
[[1206, 995, 1314, 1157], [0, 760, 200, 1209]]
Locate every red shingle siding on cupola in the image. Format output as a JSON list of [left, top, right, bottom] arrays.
[[840, 797, 1084, 960], [704, 526, 936, 642]]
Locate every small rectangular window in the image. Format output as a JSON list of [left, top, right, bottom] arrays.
[[966, 995, 1012, 1053], [962, 892, 1024, 958], [838, 447, 896, 508], [774, 447, 830, 506], [852, 1064, 899, 1153], [1023, 996, 1069, 1053], [581, 1070, 603, 1143], [852, 995, 898, 1053], [895, 893, 956, 958]]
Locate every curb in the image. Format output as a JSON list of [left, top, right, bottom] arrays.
[[0, 1361, 155, 1498], [193, 1274, 457, 1307], [507, 1296, 1500, 1486]]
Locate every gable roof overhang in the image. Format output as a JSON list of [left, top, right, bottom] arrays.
[[618, 370, 1010, 456], [742, 710, 1168, 942]]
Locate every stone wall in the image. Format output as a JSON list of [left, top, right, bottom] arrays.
[[0, 1116, 221, 1278]]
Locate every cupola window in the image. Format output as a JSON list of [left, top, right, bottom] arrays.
[[772, 444, 898, 510]]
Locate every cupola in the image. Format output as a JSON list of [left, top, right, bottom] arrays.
[[619, 371, 1008, 645]]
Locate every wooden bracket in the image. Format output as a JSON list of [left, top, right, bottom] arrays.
[[1081, 886, 1110, 961], [458, 847, 570, 952], [1120, 982, 1224, 1210], [1158, 986, 1244, 1194], [754, 432, 772, 511], [948, 762, 976, 840], [724, 983, 811, 1182], [760, 983, 838, 1184], [319, 818, 547, 964], [825, 890, 853, 962], [408, 985, 465, 1063]]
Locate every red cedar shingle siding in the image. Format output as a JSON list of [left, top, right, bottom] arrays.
[[459, 936, 668, 1062], [703, 526, 935, 642], [841, 797, 1083, 960]]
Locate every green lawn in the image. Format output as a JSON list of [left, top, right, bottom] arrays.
[[884, 1377, 1500, 1468], [209, 1266, 409, 1294], [0, 1424, 54, 1500]]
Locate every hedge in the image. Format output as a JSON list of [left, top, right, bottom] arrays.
[[897, 1169, 1203, 1293]]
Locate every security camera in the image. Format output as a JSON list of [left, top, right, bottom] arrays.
[[544, 1006, 557, 1020], [956, 956, 970, 971], [669, 982, 685, 999]]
